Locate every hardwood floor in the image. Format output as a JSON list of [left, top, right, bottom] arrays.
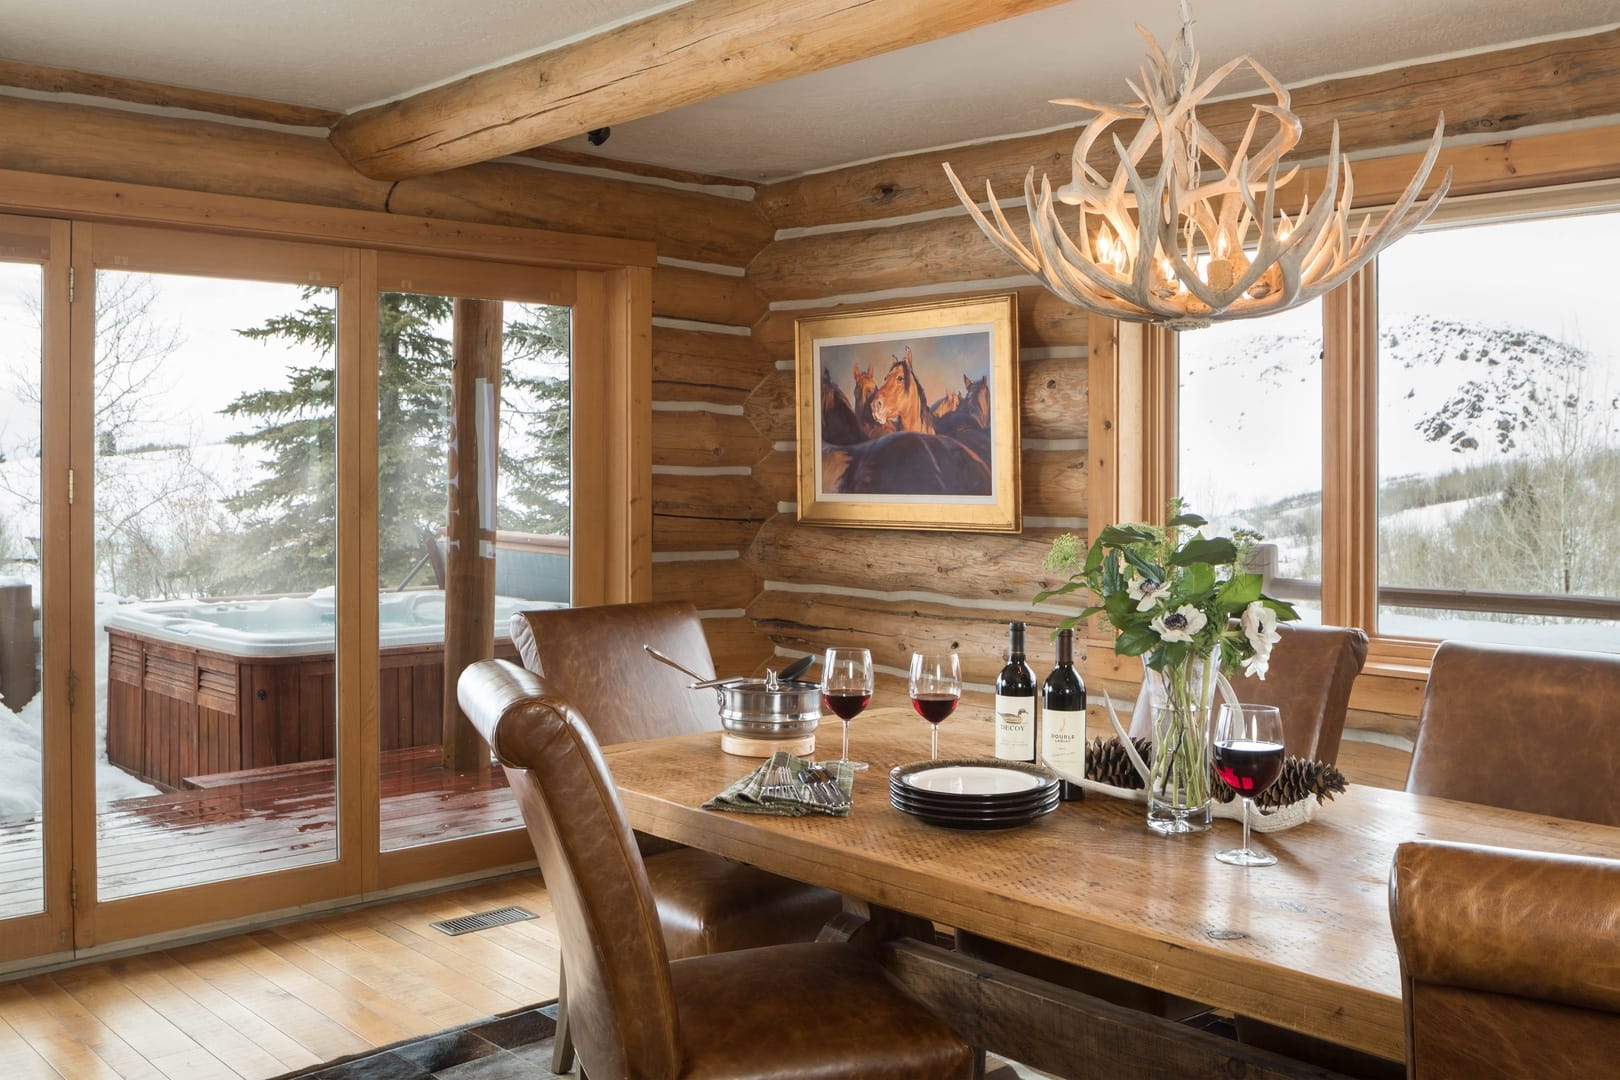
[[0, 874, 560, 1079]]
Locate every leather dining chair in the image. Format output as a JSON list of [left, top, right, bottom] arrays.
[[507, 601, 841, 1070], [1235, 623, 1368, 763], [1390, 840, 1620, 1078], [458, 660, 975, 1080], [1406, 640, 1620, 826]]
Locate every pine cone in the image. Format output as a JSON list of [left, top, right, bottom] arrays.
[[1084, 736, 1153, 789], [1211, 756, 1349, 808]]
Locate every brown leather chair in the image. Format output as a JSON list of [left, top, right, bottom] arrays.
[[1407, 640, 1620, 826], [1390, 840, 1620, 1078], [508, 601, 841, 1067], [1236, 623, 1368, 763], [458, 660, 974, 1080]]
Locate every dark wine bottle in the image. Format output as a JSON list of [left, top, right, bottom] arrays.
[[994, 621, 1037, 762], [1042, 628, 1086, 801]]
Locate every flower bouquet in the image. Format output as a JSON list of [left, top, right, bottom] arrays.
[[1037, 503, 1299, 834]]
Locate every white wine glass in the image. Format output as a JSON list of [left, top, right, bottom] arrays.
[[821, 647, 873, 771], [1213, 704, 1285, 867], [908, 652, 961, 761]]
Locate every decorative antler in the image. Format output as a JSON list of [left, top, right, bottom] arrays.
[[944, 2, 1451, 330]]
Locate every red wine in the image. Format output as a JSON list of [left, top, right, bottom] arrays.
[[822, 691, 871, 721], [1041, 628, 1086, 801], [1214, 739, 1285, 794], [911, 693, 959, 724], [994, 621, 1037, 763]]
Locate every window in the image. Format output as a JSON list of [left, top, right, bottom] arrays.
[[1177, 299, 1323, 623], [1170, 190, 1620, 661]]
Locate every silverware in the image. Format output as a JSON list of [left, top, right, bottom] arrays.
[[799, 765, 850, 808]]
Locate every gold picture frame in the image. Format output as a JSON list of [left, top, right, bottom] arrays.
[[795, 294, 1020, 532]]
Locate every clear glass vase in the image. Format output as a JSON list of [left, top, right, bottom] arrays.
[[1142, 655, 1216, 835]]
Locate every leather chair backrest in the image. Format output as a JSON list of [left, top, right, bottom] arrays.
[[510, 601, 718, 744], [1237, 623, 1368, 763], [459, 659, 682, 1080], [1407, 640, 1620, 826], [1390, 841, 1620, 1078]]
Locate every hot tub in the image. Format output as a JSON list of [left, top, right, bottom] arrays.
[[104, 590, 561, 788]]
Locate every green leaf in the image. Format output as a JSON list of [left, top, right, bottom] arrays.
[[1216, 573, 1264, 607], [1169, 536, 1239, 567], [1114, 626, 1157, 657], [1168, 512, 1208, 528], [1263, 596, 1301, 621], [1180, 562, 1216, 597], [1122, 549, 1162, 581], [1102, 591, 1136, 622], [1082, 536, 1106, 575], [1097, 524, 1158, 548], [1158, 640, 1189, 669], [1032, 580, 1084, 604]]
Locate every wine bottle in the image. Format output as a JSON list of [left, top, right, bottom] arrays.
[[1042, 628, 1086, 801], [994, 621, 1037, 762]]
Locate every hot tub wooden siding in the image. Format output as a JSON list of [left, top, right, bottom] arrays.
[[107, 630, 518, 789]]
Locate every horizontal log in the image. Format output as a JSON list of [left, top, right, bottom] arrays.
[[701, 616, 776, 677], [653, 265, 766, 327], [751, 450, 796, 507], [748, 588, 1065, 685], [653, 410, 769, 468], [752, 286, 1089, 357], [749, 210, 1035, 303], [654, 473, 773, 525], [517, 147, 761, 194], [0, 95, 387, 211], [756, 26, 1620, 229], [329, 0, 1070, 180], [745, 513, 1071, 603], [653, 514, 765, 553], [1021, 355, 1087, 441], [1022, 449, 1087, 519], [390, 161, 774, 268], [653, 327, 773, 405], [653, 558, 762, 611], [0, 58, 342, 128], [0, 94, 766, 267], [743, 370, 796, 444]]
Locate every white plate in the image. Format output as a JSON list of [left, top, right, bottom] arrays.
[[901, 765, 1045, 796]]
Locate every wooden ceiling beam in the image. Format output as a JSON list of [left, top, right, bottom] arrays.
[[327, 0, 1069, 181]]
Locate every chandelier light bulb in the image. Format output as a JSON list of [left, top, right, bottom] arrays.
[[943, 0, 1452, 330]]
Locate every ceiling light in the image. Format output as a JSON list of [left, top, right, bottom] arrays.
[[944, 1, 1451, 331]]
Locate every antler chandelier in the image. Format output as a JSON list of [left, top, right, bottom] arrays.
[[944, 1, 1452, 330]]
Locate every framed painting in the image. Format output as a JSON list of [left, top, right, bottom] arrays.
[[795, 293, 1020, 532]]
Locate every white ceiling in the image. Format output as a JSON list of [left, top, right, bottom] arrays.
[[2, 0, 1617, 182]]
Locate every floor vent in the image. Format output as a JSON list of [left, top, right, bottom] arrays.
[[431, 906, 537, 937]]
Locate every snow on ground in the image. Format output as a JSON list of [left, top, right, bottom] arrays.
[[0, 574, 162, 825]]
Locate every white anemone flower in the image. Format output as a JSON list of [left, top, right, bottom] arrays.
[[1242, 651, 1272, 680], [1128, 577, 1172, 612], [1150, 604, 1207, 643], [1241, 601, 1282, 653]]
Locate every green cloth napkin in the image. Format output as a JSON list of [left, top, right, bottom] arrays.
[[703, 751, 854, 817]]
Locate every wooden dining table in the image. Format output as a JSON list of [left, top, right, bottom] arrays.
[[601, 706, 1620, 1075]]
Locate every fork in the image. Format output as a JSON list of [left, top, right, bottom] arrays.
[[799, 765, 849, 808]]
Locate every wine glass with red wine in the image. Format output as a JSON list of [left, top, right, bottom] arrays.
[[908, 651, 961, 761], [821, 647, 873, 771], [1213, 703, 1286, 867]]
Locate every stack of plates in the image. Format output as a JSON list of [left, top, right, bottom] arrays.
[[889, 759, 1060, 830]]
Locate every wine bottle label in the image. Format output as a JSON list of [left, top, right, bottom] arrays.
[[994, 694, 1036, 760], [1042, 708, 1086, 779]]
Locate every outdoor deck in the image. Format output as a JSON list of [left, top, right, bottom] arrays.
[[0, 747, 518, 917]]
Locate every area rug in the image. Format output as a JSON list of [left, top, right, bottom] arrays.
[[273, 1000, 560, 1079]]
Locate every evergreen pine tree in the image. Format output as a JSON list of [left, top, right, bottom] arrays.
[[216, 292, 569, 596]]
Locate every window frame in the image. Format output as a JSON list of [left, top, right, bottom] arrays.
[[1092, 175, 1620, 714]]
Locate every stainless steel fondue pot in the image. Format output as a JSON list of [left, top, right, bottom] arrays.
[[644, 646, 820, 740]]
